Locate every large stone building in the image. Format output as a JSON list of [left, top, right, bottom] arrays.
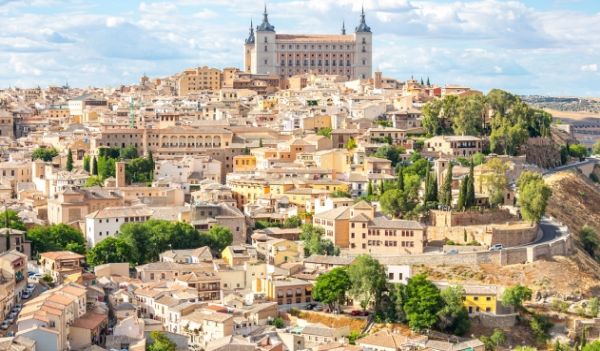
[[243, 6, 373, 80]]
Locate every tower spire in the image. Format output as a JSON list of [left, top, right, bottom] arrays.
[[245, 19, 255, 44], [257, 3, 275, 31], [355, 5, 371, 33], [342, 21, 346, 35]]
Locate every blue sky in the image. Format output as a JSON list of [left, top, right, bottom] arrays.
[[1, 0, 599, 96]]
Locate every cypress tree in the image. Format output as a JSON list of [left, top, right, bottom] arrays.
[[397, 165, 404, 191], [379, 180, 385, 195], [66, 149, 73, 172], [430, 175, 438, 202], [92, 156, 98, 176], [367, 180, 373, 197], [148, 151, 155, 181], [423, 166, 431, 205], [440, 162, 453, 207], [466, 161, 475, 208], [426, 77, 431, 86], [83, 155, 90, 172], [457, 176, 468, 211]]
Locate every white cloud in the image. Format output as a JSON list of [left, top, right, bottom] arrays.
[[581, 64, 598, 72], [105, 17, 125, 28]]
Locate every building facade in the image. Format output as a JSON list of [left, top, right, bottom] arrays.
[[244, 7, 373, 80]]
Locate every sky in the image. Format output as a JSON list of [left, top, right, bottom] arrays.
[[1, 0, 599, 96]]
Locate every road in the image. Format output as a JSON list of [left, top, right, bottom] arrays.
[[0, 281, 45, 337], [542, 157, 599, 177]]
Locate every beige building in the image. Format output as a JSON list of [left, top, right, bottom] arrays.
[[39, 251, 85, 283], [47, 186, 123, 224], [425, 135, 483, 157], [244, 7, 373, 80], [177, 66, 222, 95]]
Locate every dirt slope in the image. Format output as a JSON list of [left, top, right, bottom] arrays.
[[545, 171, 600, 237], [418, 171, 600, 297]]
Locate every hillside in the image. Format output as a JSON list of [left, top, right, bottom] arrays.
[[419, 171, 600, 297], [545, 171, 600, 236]]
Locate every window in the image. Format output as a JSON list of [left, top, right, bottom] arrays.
[[388, 272, 394, 280]]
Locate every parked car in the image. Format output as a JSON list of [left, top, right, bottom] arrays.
[[350, 310, 368, 316], [4, 316, 13, 324], [26, 283, 35, 292], [446, 249, 459, 255], [14, 304, 22, 311], [313, 305, 323, 311], [0, 322, 9, 330], [489, 244, 504, 251], [6, 331, 14, 337], [304, 303, 317, 310], [21, 291, 31, 299], [8, 312, 17, 320]]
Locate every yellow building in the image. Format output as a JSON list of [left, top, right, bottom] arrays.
[[313, 149, 352, 174], [284, 187, 329, 212], [233, 155, 257, 172], [302, 115, 332, 131], [254, 277, 313, 306], [462, 285, 499, 315], [227, 178, 270, 209], [265, 238, 300, 266], [259, 98, 278, 110], [177, 66, 222, 95], [307, 179, 349, 194], [221, 245, 257, 266]]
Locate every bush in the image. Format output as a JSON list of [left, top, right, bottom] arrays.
[[529, 314, 552, 343]]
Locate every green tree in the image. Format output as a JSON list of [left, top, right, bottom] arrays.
[[83, 155, 90, 172], [312, 267, 351, 311], [203, 225, 233, 254], [592, 141, 600, 155], [583, 341, 600, 351], [439, 162, 453, 207], [66, 149, 73, 171], [283, 215, 302, 228], [373, 145, 406, 167], [347, 255, 388, 311], [437, 286, 470, 335], [317, 127, 333, 138], [346, 137, 357, 150], [367, 180, 374, 197], [119, 145, 138, 159], [26, 224, 86, 256], [466, 162, 475, 208], [86, 237, 136, 267], [457, 177, 468, 211], [148, 331, 176, 351], [126, 157, 154, 183], [482, 158, 508, 207], [517, 171, 552, 223], [0, 210, 26, 231], [84, 176, 104, 187], [501, 284, 532, 310], [330, 190, 351, 198], [32, 147, 58, 162], [300, 224, 339, 257], [403, 274, 443, 331], [580, 226, 599, 257], [472, 152, 486, 166], [530, 314, 552, 343], [588, 297, 599, 318], [480, 329, 507, 351], [270, 317, 285, 328], [92, 156, 98, 175], [569, 144, 588, 160], [513, 347, 537, 351], [380, 189, 410, 218]]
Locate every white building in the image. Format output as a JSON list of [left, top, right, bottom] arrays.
[[85, 206, 153, 246], [244, 6, 373, 80], [154, 155, 222, 185]]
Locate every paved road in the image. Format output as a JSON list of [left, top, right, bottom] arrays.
[[530, 218, 565, 245], [542, 157, 599, 176], [0, 282, 44, 337]]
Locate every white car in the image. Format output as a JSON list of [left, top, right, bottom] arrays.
[[489, 244, 504, 251], [0, 322, 9, 330]]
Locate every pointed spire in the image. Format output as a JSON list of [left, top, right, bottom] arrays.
[[245, 19, 256, 44], [355, 5, 371, 33], [342, 21, 346, 35], [257, 4, 275, 32]]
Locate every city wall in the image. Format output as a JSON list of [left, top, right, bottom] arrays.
[[368, 234, 572, 267]]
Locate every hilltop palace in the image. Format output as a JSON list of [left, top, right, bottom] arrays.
[[243, 6, 373, 80]]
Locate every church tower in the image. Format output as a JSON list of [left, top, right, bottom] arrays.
[[254, 5, 277, 75], [354, 7, 373, 80], [244, 20, 255, 73]]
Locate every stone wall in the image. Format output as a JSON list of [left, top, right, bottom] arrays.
[[430, 209, 513, 227], [426, 222, 538, 247], [475, 313, 517, 328]]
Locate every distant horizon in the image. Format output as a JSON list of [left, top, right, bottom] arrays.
[[1, 0, 599, 96]]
